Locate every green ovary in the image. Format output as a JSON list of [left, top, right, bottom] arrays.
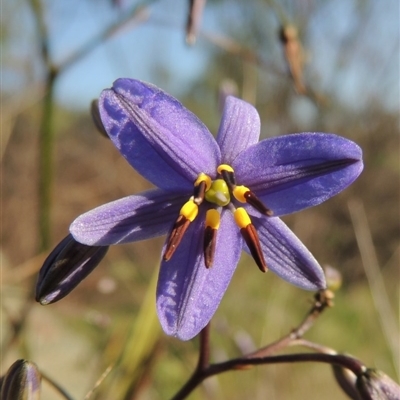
[[204, 179, 231, 206]]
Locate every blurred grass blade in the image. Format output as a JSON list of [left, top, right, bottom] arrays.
[[348, 200, 399, 379], [96, 265, 162, 399]]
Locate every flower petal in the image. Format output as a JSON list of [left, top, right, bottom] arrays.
[[233, 133, 363, 216], [216, 96, 261, 164], [250, 215, 326, 290], [70, 189, 186, 246], [100, 79, 221, 190], [156, 209, 242, 340]]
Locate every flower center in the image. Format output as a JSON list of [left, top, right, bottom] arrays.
[[204, 179, 230, 206], [163, 164, 273, 271]]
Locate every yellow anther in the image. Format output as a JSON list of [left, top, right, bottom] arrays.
[[234, 207, 252, 229], [217, 164, 234, 174], [205, 209, 220, 230], [180, 200, 199, 222], [194, 173, 211, 191], [233, 185, 250, 203]]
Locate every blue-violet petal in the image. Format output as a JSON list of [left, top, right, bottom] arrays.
[[216, 96, 260, 164], [233, 133, 363, 216], [70, 189, 186, 246], [100, 79, 221, 190], [157, 209, 242, 340], [249, 214, 326, 290]]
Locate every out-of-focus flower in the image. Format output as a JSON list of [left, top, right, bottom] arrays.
[[0, 360, 41, 400], [39, 79, 363, 340], [36, 234, 109, 304]]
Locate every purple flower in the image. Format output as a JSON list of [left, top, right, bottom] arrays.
[[64, 79, 361, 340]]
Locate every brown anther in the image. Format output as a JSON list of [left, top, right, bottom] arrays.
[[220, 169, 236, 189], [244, 191, 273, 216], [240, 224, 268, 272], [203, 226, 217, 268], [193, 180, 206, 206], [163, 216, 191, 261]]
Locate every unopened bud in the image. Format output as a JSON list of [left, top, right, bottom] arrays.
[[332, 365, 362, 400], [324, 265, 343, 291], [36, 234, 109, 304], [91, 99, 109, 138], [356, 369, 400, 400], [0, 360, 41, 400]]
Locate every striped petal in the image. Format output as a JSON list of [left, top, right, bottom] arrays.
[[233, 133, 363, 216], [216, 96, 261, 164], [157, 209, 242, 340], [100, 79, 221, 190], [250, 215, 326, 290], [70, 189, 186, 246]]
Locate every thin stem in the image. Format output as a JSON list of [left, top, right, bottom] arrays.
[[171, 352, 366, 400], [246, 289, 334, 358], [56, 2, 154, 73], [28, 0, 57, 251], [171, 290, 335, 399], [206, 352, 367, 378], [38, 70, 56, 251], [171, 324, 211, 400], [41, 372, 76, 400], [29, 1, 154, 252], [292, 338, 338, 355], [196, 323, 210, 371]]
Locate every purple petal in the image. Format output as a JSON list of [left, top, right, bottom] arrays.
[[216, 96, 261, 164], [70, 189, 186, 246], [250, 214, 326, 290], [100, 79, 221, 190], [157, 209, 242, 340], [233, 133, 363, 216]]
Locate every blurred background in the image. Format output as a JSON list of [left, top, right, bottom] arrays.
[[1, 0, 399, 399]]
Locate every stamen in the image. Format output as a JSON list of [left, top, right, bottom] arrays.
[[195, 173, 211, 190], [180, 199, 199, 221], [193, 180, 206, 206], [244, 191, 273, 216], [232, 185, 249, 203], [193, 173, 211, 205], [234, 207, 268, 273], [217, 164, 236, 187], [163, 200, 198, 261], [217, 164, 234, 174], [233, 186, 273, 216], [203, 209, 220, 268]]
